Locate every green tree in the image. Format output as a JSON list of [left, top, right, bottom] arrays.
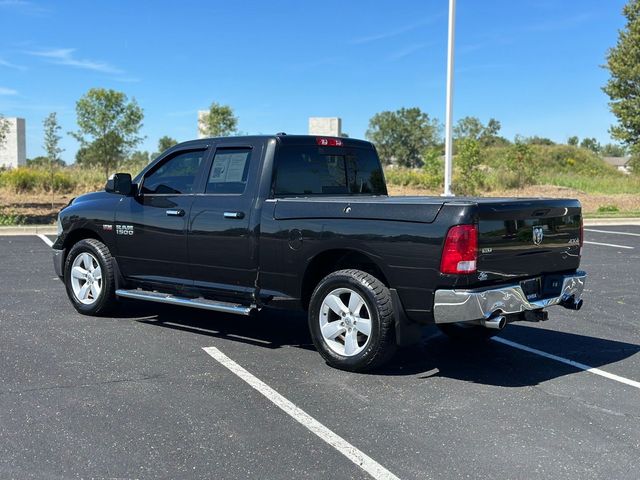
[[157, 135, 177, 153], [604, 0, 640, 163], [71, 88, 144, 178], [198, 102, 238, 137], [567, 136, 579, 146], [43, 112, 65, 207], [600, 143, 628, 157], [453, 139, 484, 195], [453, 116, 503, 147], [580, 137, 601, 153], [525, 136, 555, 146], [366, 107, 441, 167], [121, 150, 151, 175]]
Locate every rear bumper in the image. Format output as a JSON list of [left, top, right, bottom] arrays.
[[52, 247, 65, 278], [433, 271, 586, 324]]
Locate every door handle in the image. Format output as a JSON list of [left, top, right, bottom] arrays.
[[166, 209, 185, 217], [224, 211, 245, 219]]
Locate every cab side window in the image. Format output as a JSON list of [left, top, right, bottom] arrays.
[[205, 148, 252, 194], [142, 150, 205, 194]]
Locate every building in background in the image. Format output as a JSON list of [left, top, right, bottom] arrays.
[[197, 110, 207, 139], [308, 117, 342, 137], [602, 156, 632, 174], [0, 117, 26, 169]]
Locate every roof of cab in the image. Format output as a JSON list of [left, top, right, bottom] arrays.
[[174, 134, 374, 149]]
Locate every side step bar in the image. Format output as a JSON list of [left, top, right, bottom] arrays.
[[115, 289, 255, 316]]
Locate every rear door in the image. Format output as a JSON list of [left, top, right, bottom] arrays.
[[476, 199, 582, 285], [115, 147, 209, 288], [187, 140, 264, 301]]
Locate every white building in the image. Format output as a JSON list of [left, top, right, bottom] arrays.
[[0, 117, 26, 169], [308, 117, 342, 137], [197, 110, 208, 139]]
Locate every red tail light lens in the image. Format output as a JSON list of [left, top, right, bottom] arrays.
[[440, 225, 478, 274], [579, 217, 584, 256]]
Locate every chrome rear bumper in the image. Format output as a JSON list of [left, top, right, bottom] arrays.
[[433, 271, 586, 324]]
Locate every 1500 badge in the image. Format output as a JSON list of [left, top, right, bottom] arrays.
[[116, 224, 134, 235]]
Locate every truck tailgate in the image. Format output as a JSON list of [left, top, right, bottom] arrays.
[[476, 199, 582, 282]]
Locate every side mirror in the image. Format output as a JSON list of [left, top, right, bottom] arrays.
[[105, 173, 133, 195]]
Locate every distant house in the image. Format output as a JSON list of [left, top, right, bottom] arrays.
[[602, 156, 632, 174]]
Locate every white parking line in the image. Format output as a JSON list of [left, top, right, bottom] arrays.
[[37, 234, 54, 247], [586, 228, 640, 237], [202, 346, 402, 480], [493, 337, 640, 390], [584, 240, 634, 249]]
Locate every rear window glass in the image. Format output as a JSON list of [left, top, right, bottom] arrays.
[[273, 145, 386, 196]]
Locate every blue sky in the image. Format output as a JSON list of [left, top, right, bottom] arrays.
[[0, 0, 628, 164]]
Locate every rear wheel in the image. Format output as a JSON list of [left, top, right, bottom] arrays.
[[437, 322, 502, 342], [64, 239, 117, 315], [308, 269, 396, 372]]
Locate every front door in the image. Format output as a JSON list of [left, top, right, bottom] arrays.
[[115, 148, 209, 288], [188, 142, 263, 301]]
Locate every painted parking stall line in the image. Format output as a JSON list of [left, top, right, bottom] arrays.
[[202, 346, 403, 480], [37, 234, 54, 247], [584, 240, 634, 250], [493, 337, 640, 390], [585, 228, 640, 238]]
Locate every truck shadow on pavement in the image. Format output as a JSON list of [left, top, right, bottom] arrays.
[[124, 301, 640, 388]]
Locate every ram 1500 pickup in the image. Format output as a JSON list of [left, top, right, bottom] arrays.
[[52, 134, 586, 371]]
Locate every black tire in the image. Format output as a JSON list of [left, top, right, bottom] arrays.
[[308, 269, 397, 372], [437, 322, 502, 342], [63, 238, 118, 316]]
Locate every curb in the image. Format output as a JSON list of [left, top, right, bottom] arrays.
[[0, 225, 57, 236], [584, 218, 640, 226]]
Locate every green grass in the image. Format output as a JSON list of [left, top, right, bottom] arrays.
[[583, 210, 640, 218]]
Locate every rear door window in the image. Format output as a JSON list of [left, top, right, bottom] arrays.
[[273, 145, 386, 196], [206, 148, 252, 194]]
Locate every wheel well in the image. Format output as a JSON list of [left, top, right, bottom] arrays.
[[62, 228, 102, 251], [301, 249, 389, 310]]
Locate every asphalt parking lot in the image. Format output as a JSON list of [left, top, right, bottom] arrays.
[[1, 227, 639, 480]]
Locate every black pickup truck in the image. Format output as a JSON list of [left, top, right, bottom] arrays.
[[52, 134, 586, 371]]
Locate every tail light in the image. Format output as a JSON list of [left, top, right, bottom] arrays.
[[440, 224, 478, 274]]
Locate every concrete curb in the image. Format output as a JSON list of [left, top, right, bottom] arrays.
[[0, 225, 57, 236], [584, 218, 640, 226]]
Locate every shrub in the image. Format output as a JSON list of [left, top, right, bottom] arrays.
[[597, 204, 619, 213], [0, 167, 78, 193], [453, 139, 483, 195]]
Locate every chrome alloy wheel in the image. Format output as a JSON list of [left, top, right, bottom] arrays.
[[319, 288, 372, 357], [70, 252, 103, 305]]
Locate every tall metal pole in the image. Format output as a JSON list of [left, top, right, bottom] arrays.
[[442, 0, 456, 196]]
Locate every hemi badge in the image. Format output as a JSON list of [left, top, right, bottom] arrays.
[[102, 224, 113, 231]]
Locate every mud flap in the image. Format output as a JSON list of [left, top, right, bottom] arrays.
[[391, 288, 423, 347]]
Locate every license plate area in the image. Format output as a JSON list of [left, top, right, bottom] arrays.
[[520, 277, 542, 301]]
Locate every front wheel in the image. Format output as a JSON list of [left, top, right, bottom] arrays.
[[308, 269, 397, 372], [63, 238, 118, 315]]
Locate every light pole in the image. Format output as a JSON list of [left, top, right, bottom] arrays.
[[442, 0, 456, 196]]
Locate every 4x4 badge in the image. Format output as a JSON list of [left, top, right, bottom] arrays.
[[532, 226, 544, 245]]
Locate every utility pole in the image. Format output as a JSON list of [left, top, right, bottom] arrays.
[[442, 0, 456, 196]]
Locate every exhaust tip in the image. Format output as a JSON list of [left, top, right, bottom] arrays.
[[482, 315, 506, 330]]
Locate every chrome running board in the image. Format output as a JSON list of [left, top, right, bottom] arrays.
[[115, 289, 255, 316]]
